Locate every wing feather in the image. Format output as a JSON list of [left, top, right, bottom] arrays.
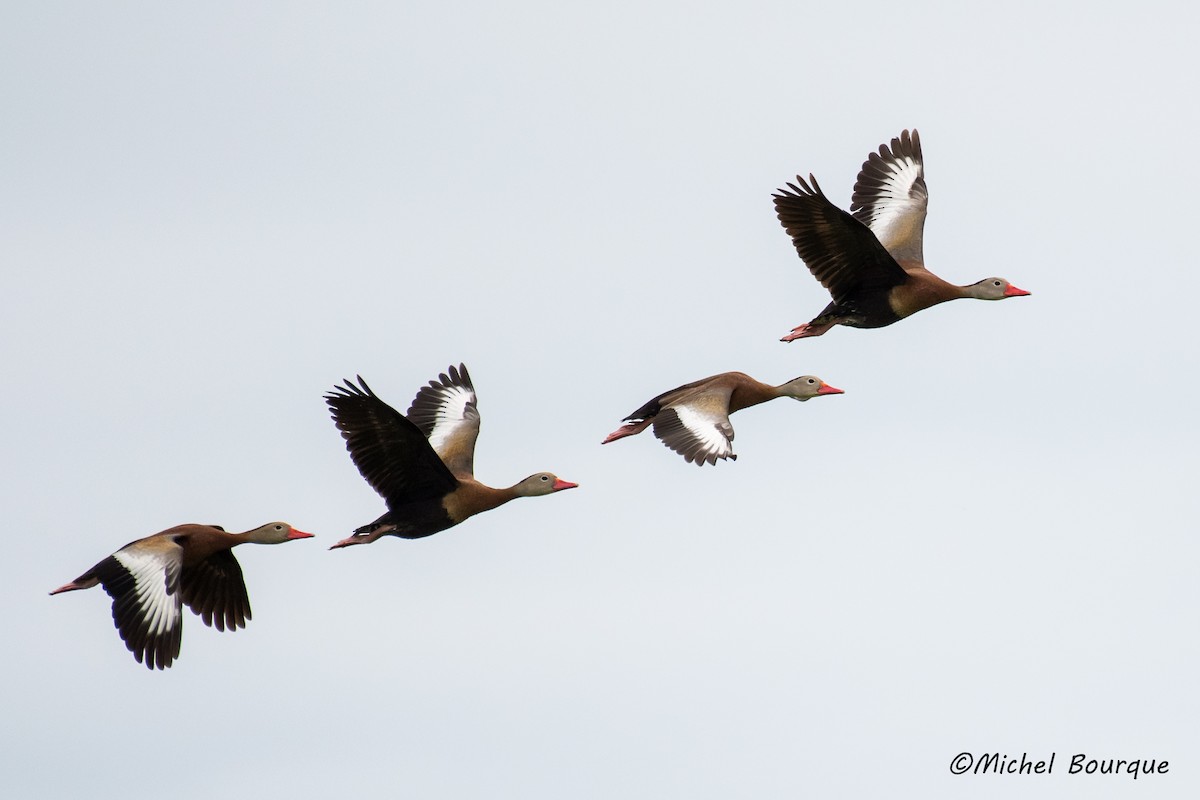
[[652, 390, 737, 466], [774, 175, 908, 307], [325, 376, 458, 507], [406, 364, 481, 479], [181, 549, 250, 633], [850, 129, 927, 265], [101, 541, 185, 670]]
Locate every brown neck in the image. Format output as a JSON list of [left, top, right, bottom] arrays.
[[229, 529, 262, 545], [891, 271, 964, 317], [481, 484, 521, 512], [444, 481, 518, 523], [729, 379, 777, 413]]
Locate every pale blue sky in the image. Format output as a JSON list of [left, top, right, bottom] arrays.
[[4, 2, 1197, 797]]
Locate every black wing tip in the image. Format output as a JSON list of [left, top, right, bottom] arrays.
[[774, 173, 822, 201], [139, 650, 174, 670], [878, 128, 922, 163], [849, 129, 926, 217], [896, 128, 921, 158], [409, 362, 477, 421], [683, 450, 736, 466], [126, 630, 178, 670], [459, 363, 473, 389], [325, 375, 376, 405], [433, 362, 474, 392]]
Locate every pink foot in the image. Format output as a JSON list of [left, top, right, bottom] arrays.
[[329, 536, 365, 550], [602, 420, 650, 444], [780, 322, 831, 342]]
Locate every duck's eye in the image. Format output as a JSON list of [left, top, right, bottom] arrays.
[[993, 280, 1002, 286], [540, 475, 550, 481], [807, 378, 815, 384], [275, 525, 283, 531]]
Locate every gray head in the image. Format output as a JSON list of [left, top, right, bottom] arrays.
[[244, 522, 316, 544], [513, 473, 579, 497], [778, 375, 845, 401], [967, 277, 1031, 300]]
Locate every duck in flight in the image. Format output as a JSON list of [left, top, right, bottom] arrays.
[[50, 522, 314, 669], [774, 129, 1029, 341], [325, 364, 577, 548], [603, 371, 843, 465]]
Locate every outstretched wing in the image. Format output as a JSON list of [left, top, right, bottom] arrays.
[[652, 387, 737, 466], [180, 549, 251, 633], [774, 175, 908, 307], [97, 537, 186, 670], [406, 363, 480, 480], [850, 129, 927, 267], [325, 376, 458, 507]]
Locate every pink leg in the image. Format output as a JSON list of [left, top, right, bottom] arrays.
[[780, 321, 833, 342], [329, 526, 393, 550], [328, 536, 366, 550], [602, 419, 651, 444]]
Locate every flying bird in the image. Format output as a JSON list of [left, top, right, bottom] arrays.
[[50, 522, 314, 670], [774, 129, 1029, 341], [325, 364, 577, 548], [602, 372, 843, 465]]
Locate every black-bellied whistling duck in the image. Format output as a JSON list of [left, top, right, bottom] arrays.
[[324, 364, 577, 548], [602, 372, 843, 465], [773, 129, 1029, 341], [50, 522, 314, 670]]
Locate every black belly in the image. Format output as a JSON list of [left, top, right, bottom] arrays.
[[816, 297, 899, 329], [356, 498, 457, 540]]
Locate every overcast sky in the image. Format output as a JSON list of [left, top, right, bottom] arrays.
[[4, 2, 1197, 798]]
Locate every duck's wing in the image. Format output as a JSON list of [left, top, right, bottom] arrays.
[[774, 174, 908, 307], [180, 548, 251, 633], [618, 375, 724, 424], [652, 386, 737, 466], [325, 376, 459, 507], [97, 535, 186, 670], [850, 129, 927, 267], [406, 363, 480, 480]]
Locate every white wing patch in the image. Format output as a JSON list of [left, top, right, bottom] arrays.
[[860, 154, 924, 244], [113, 547, 183, 638], [425, 382, 479, 456], [654, 403, 736, 465], [407, 364, 482, 478]]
